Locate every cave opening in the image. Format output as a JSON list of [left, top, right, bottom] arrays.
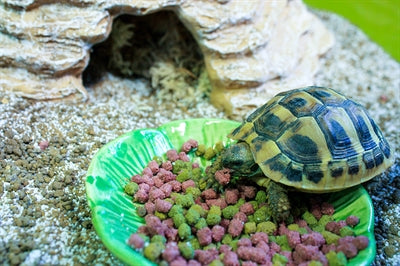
[[82, 11, 210, 105]]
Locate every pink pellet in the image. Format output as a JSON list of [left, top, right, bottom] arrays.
[[138, 183, 150, 193], [192, 162, 200, 168], [353, 235, 369, 250], [142, 167, 153, 176], [182, 180, 196, 192], [195, 249, 218, 265], [142, 175, 155, 186], [287, 230, 301, 249], [188, 260, 201, 266], [131, 174, 144, 184], [162, 242, 180, 262], [346, 215, 360, 227], [147, 160, 159, 174], [39, 140, 49, 151], [201, 189, 218, 200], [223, 251, 240, 266], [181, 139, 198, 153], [197, 227, 212, 246], [321, 202, 335, 216], [161, 161, 173, 171], [337, 242, 358, 258], [168, 180, 182, 192], [170, 256, 188, 266], [148, 187, 165, 201], [228, 219, 243, 237], [225, 188, 239, 205], [144, 201, 155, 215], [160, 183, 172, 197], [179, 152, 190, 162], [155, 198, 173, 213], [128, 234, 145, 249], [166, 150, 179, 162], [239, 202, 255, 215], [233, 212, 248, 223], [153, 176, 164, 188], [134, 189, 148, 203], [215, 168, 231, 186], [165, 227, 178, 242], [206, 198, 227, 209], [301, 232, 326, 247], [212, 225, 225, 242], [239, 185, 257, 199], [237, 238, 252, 247], [250, 232, 269, 245]]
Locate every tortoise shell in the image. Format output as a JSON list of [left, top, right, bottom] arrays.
[[229, 86, 393, 192]]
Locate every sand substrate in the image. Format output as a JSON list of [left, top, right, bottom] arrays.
[[0, 10, 399, 265]]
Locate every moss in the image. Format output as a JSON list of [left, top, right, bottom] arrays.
[[185, 187, 202, 199], [143, 242, 164, 262], [222, 205, 239, 219], [318, 214, 334, 227], [229, 240, 239, 251], [302, 211, 318, 226], [204, 243, 217, 250], [234, 198, 246, 208], [311, 224, 325, 233], [136, 205, 147, 217], [194, 218, 208, 230], [175, 193, 194, 208], [173, 213, 186, 227], [192, 168, 203, 181], [206, 214, 221, 226], [339, 226, 355, 237], [152, 156, 163, 166], [253, 206, 270, 223], [207, 206, 222, 225], [209, 259, 224, 266], [287, 223, 300, 231], [221, 234, 233, 245], [189, 237, 201, 250], [204, 147, 216, 160], [151, 235, 166, 244], [255, 190, 267, 204], [256, 221, 277, 234], [214, 141, 224, 153], [154, 211, 167, 220], [244, 221, 257, 234], [272, 253, 289, 266], [189, 204, 207, 217], [124, 182, 139, 196], [173, 160, 192, 174], [176, 169, 191, 182], [326, 251, 347, 266], [178, 223, 192, 239], [322, 230, 341, 245], [185, 208, 201, 225], [195, 144, 206, 156], [248, 200, 259, 210], [308, 261, 323, 266], [178, 241, 194, 260], [275, 235, 291, 251], [169, 204, 184, 217]]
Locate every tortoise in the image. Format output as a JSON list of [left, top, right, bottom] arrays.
[[214, 86, 394, 221]]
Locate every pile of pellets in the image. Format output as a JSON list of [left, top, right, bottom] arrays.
[[124, 139, 369, 265]]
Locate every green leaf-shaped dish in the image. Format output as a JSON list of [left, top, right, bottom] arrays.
[[86, 118, 376, 266]]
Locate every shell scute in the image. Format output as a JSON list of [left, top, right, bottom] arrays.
[[229, 86, 394, 192]]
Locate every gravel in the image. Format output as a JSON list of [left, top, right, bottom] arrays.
[[0, 10, 399, 266]]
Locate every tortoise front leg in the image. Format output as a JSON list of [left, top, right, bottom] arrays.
[[256, 178, 291, 222]]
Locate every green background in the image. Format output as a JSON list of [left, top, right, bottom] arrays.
[[305, 0, 400, 61]]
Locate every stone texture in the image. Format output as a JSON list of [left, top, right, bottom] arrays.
[[0, 0, 333, 111]]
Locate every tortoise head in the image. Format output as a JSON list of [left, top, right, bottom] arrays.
[[221, 142, 263, 178]]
